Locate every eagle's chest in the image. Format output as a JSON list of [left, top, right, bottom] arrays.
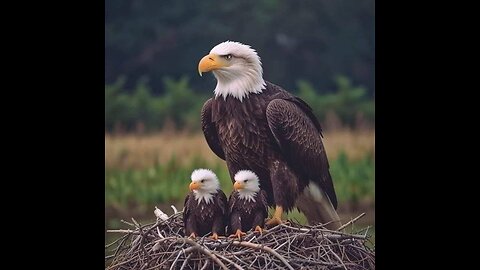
[[213, 97, 271, 155], [195, 202, 215, 221], [238, 199, 256, 215]]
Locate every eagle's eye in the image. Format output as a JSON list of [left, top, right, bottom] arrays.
[[200, 180, 205, 183], [244, 180, 249, 183], [223, 54, 232, 60]]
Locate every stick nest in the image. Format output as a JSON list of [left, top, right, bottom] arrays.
[[106, 211, 375, 270]]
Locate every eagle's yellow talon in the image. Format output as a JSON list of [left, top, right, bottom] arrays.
[[254, 225, 264, 234], [229, 229, 246, 241], [210, 233, 219, 240], [265, 217, 283, 227], [265, 205, 284, 227], [188, 232, 197, 239]]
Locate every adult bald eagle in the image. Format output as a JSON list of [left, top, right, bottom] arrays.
[[198, 41, 341, 229], [228, 170, 268, 240], [183, 169, 228, 240]]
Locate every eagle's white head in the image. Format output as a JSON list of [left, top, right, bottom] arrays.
[[198, 41, 266, 101], [190, 168, 220, 204], [234, 170, 261, 203]]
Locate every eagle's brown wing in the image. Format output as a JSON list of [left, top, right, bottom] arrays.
[[201, 98, 225, 160], [183, 193, 196, 236], [266, 98, 337, 209], [227, 191, 241, 234], [212, 190, 228, 235]]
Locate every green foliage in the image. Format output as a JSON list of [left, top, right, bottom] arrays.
[[105, 75, 374, 132], [105, 76, 207, 132], [296, 75, 375, 127], [105, 152, 374, 213]]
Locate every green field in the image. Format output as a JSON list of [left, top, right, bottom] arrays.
[[105, 131, 375, 247], [105, 151, 374, 221]]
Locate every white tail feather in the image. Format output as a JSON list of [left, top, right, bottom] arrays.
[[296, 182, 342, 230]]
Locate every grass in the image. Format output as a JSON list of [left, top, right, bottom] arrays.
[[105, 150, 374, 213], [105, 130, 375, 244], [105, 129, 375, 170]]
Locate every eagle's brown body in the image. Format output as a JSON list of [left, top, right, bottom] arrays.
[[228, 189, 268, 234], [202, 81, 338, 218], [183, 191, 227, 237]]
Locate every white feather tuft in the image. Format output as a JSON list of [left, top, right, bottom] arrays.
[[209, 41, 266, 101], [234, 169, 260, 202], [190, 168, 220, 204]]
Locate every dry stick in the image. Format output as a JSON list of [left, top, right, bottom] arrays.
[[181, 238, 228, 270], [337, 212, 366, 231], [112, 233, 130, 260], [328, 245, 347, 270], [179, 253, 193, 270], [121, 219, 135, 227], [215, 253, 244, 270], [105, 233, 128, 249], [169, 248, 190, 270], [107, 229, 137, 233], [231, 241, 294, 270]]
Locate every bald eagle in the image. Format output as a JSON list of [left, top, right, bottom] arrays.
[[183, 169, 228, 240], [228, 170, 268, 240], [198, 41, 341, 229]]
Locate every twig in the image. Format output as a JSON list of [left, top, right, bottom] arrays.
[[107, 229, 137, 233], [180, 253, 193, 270], [215, 253, 244, 270], [337, 212, 366, 231], [181, 238, 228, 270], [231, 241, 294, 270]]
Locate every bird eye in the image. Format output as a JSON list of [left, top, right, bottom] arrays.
[[244, 180, 248, 183], [200, 180, 205, 183], [223, 54, 232, 60]]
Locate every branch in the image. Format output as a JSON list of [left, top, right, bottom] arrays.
[[337, 212, 366, 231], [181, 238, 228, 270], [231, 241, 294, 270]]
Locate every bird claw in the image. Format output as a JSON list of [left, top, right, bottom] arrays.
[[229, 229, 246, 241], [254, 226, 264, 234], [210, 233, 219, 240], [188, 233, 197, 239], [265, 217, 283, 228]]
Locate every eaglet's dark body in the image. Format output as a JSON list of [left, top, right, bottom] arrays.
[[201, 82, 338, 212], [228, 189, 268, 234], [183, 191, 228, 237]]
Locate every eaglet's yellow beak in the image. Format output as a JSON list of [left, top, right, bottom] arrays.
[[198, 54, 228, 76], [233, 182, 245, 190]]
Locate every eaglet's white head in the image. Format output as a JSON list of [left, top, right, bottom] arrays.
[[198, 41, 266, 101], [234, 170, 261, 203], [189, 169, 221, 205]]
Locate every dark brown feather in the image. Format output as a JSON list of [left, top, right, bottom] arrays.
[[201, 99, 225, 160], [228, 189, 268, 234], [201, 81, 338, 214], [183, 190, 228, 237]]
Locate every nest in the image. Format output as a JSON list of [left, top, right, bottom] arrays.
[[105, 208, 375, 270]]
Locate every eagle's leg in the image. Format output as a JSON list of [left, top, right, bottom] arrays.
[[254, 225, 264, 234], [229, 229, 246, 240], [188, 232, 197, 239], [210, 232, 219, 240], [265, 205, 284, 227]]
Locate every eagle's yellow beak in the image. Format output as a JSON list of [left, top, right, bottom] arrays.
[[233, 182, 244, 190], [198, 54, 227, 76], [189, 182, 200, 191]]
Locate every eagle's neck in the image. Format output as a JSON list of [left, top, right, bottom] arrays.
[[237, 190, 257, 203], [213, 68, 266, 102], [193, 190, 217, 205]]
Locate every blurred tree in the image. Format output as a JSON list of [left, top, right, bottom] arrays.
[[105, 0, 375, 96]]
